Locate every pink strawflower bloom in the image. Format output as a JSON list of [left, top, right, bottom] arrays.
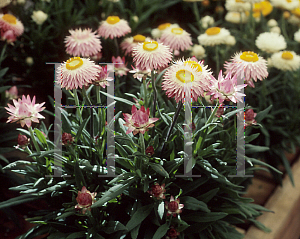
[[208, 70, 246, 104], [147, 183, 166, 199], [224, 51, 268, 88], [132, 41, 172, 70], [123, 105, 159, 135], [75, 186, 97, 214], [165, 196, 184, 217], [5, 95, 45, 128], [98, 16, 131, 39], [65, 28, 102, 57], [0, 13, 24, 37], [245, 109, 257, 127], [161, 58, 212, 103], [112, 56, 129, 76], [93, 65, 113, 88], [129, 65, 151, 81], [160, 27, 192, 52], [5, 86, 18, 100], [58, 57, 101, 90], [120, 34, 151, 56], [1, 29, 16, 44]]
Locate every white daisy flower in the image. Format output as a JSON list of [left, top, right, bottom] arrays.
[[225, 11, 248, 24], [200, 16, 215, 29], [198, 27, 231, 46], [267, 19, 278, 27], [160, 27, 193, 52], [270, 0, 299, 11], [271, 51, 300, 71], [255, 32, 287, 53], [225, 35, 236, 46], [225, 0, 251, 12], [270, 26, 281, 34], [190, 44, 206, 59], [98, 16, 131, 39], [294, 29, 300, 43], [150, 23, 179, 39]]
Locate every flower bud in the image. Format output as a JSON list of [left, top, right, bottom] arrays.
[[18, 134, 30, 147], [145, 146, 154, 156], [31, 10, 48, 25], [62, 132, 74, 145]]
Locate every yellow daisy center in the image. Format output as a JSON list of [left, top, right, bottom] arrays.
[[286, 0, 292, 2], [281, 51, 293, 60], [176, 70, 194, 83], [291, 8, 300, 18], [106, 16, 120, 24], [240, 51, 259, 62], [3, 14, 17, 25], [158, 23, 171, 30], [143, 41, 158, 51], [184, 60, 202, 72], [66, 57, 83, 70], [133, 34, 146, 43], [205, 27, 221, 36], [171, 28, 184, 35], [235, 0, 244, 2]]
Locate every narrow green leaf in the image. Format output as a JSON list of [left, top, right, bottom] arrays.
[[182, 212, 228, 223], [34, 128, 47, 146], [149, 163, 169, 178], [180, 196, 210, 212], [248, 219, 271, 233], [153, 223, 169, 239], [126, 204, 153, 231]]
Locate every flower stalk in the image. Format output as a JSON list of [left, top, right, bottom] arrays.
[[29, 126, 40, 152]]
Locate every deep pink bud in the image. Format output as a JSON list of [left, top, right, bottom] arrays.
[[146, 146, 154, 156], [245, 109, 257, 126], [62, 132, 74, 145], [18, 134, 30, 147], [166, 227, 180, 239]]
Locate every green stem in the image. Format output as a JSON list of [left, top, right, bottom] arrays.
[[151, 70, 157, 138], [96, 85, 102, 121], [215, 45, 220, 74], [192, 2, 201, 32], [159, 101, 183, 158], [0, 42, 7, 66], [140, 133, 145, 155], [281, 15, 289, 40], [143, 78, 148, 108], [29, 126, 40, 152], [73, 89, 82, 123]]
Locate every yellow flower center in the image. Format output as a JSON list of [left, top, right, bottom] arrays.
[[235, 0, 244, 2], [106, 16, 120, 24], [291, 8, 300, 18], [133, 34, 146, 43], [281, 51, 293, 60], [240, 51, 259, 62], [66, 57, 83, 70], [158, 23, 171, 30], [205, 27, 221, 36], [143, 41, 158, 51], [171, 28, 184, 35], [184, 60, 202, 72], [2, 14, 17, 25], [176, 70, 194, 83], [286, 0, 292, 2]]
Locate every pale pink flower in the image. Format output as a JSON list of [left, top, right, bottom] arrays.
[[0, 13, 24, 37], [5, 95, 45, 128], [65, 28, 102, 57], [123, 105, 159, 135], [1, 29, 16, 44], [208, 70, 246, 104], [75, 186, 97, 214], [224, 51, 268, 88], [129, 65, 151, 81], [120, 34, 151, 56], [165, 196, 184, 217], [93, 65, 113, 88], [245, 109, 257, 127], [58, 57, 101, 90], [160, 27, 192, 52], [132, 41, 172, 70], [98, 16, 131, 39], [112, 56, 129, 76], [162, 58, 212, 103], [147, 183, 166, 199], [5, 86, 18, 100]]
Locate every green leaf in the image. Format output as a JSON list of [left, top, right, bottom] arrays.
[[56, 211, 75, 220], [34, 128, 47, 146], [248, 218, 271, 233], [182, 212, 228, 223], [100, 91, 134, 106], [180, 196, 210, 212], [197, 188, 219, 203], [3, 160, 33, 170], [66, 232, 86, 239], [130, 224, 140, 239], [102, 221, 127, 234], [0, 68, 9, 79], [126, 204, 153, 231], [255, 105, 272, 122], [245, 133, 260, 143], [153, 223, 169, 239], [0, 194, 40, 209], [75, 117, 90, 141], [92, 178, 135, 208], [245, 144, 269, 154], [149, 163, 169, 178]]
